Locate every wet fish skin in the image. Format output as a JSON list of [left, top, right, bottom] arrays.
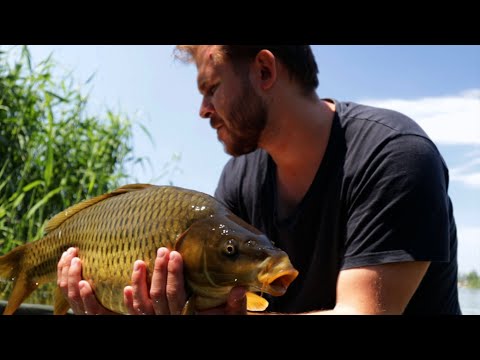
[[0, 184, 298, 315]]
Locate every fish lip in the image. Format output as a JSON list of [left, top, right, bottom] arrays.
[[257, 268, 299, 296]]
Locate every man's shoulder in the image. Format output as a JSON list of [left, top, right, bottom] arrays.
[[335, 100, 430, 140], [331, 100, 446, 175]]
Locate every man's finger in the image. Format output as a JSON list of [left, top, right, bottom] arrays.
[[166, 251, 187, 315], [79, 280, 116, 315], [57, 251, 67, 288], [59, 248, 76, 296], [67, 257, 85, 314], [130, 260, 154, 315], [124, 286, 136, 315], [150, 247, 170, 314], [225, 286, 247, 315]]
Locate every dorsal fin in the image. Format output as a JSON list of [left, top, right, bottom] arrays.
[[44, 184, 154, 233]]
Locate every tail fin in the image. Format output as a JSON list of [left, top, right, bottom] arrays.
[[0, 245, 37, 315]]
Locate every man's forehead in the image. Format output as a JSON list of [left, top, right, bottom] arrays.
[[196, 46, 224, 89], [195, 45, 222, 67]]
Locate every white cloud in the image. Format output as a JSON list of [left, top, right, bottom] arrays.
[[450, 154, 480, 188], [359, 89, 480, 145], [457, 226, 480, 274], [451, 172, 480, 188]]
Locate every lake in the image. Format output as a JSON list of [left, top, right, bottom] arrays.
[[459, 287, 480, 315]]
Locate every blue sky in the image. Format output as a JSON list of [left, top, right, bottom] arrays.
[[5, 45, 480, 274]]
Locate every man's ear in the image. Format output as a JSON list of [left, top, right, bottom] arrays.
[[252, 49, 277, 91]]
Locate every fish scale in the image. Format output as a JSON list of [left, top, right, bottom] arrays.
[[0, 184, 299, 315]]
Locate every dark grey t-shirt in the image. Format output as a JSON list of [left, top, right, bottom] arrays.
[[214, 99, 461, 314]]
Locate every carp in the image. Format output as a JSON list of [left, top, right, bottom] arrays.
[[0, 184, 298, 315]]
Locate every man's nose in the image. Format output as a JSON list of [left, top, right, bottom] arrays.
[[199, 97, 214, 119]]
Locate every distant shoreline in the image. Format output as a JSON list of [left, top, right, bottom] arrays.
[[458, 271, 480, 289], [458, 282, 480, 289]]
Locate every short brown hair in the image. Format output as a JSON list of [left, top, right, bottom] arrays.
[[175, 45, 319, 95]]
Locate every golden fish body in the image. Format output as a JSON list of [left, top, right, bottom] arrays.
[[0, 184, 298, 315]]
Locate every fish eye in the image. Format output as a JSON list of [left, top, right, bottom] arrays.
[[224, 239, 237, 256]]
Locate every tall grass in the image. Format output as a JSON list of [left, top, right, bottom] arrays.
[[0, 46, 156, 305]]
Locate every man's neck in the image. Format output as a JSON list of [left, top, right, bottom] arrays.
[[260, 97, 335, 219]]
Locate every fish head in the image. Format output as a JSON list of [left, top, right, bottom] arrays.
[[175, 213, 299, 309]]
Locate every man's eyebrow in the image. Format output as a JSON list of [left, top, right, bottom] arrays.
[[197, 76, 208, 94]]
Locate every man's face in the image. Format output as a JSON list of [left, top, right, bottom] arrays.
[[197, 47, 268, 156]]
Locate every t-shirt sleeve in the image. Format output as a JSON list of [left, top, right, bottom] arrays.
[[342, 135, 451, 270]]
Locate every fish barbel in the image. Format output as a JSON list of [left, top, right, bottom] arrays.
[[0, 184, 298, 315]]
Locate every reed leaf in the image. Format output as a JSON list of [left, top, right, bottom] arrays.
[[26, 186, 63, 220]]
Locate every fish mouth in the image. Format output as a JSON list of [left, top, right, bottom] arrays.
[[261, 269, 299, 296], [257, 259, 299, 296]]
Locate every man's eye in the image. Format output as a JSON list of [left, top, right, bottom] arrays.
[[208, 85, 218, 95]]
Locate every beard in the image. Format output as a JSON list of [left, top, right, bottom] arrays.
[[219, 79, 268, 157]]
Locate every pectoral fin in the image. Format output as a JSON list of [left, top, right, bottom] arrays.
[[246, 292, 269, 312], [181, 296, 195, 315], [54, 286, 71, 315]]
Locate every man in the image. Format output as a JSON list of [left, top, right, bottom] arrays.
[[57, 45, 461, 314]]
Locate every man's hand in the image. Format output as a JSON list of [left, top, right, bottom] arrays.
[[195, 286, 247, 315], [57, 247, 188, 315], [57, 247, 116, 314], [123, 247, 187, 315]]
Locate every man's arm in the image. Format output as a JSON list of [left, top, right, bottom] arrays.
[[245, 261, 430, 315], [316, 261, 430, 314]]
